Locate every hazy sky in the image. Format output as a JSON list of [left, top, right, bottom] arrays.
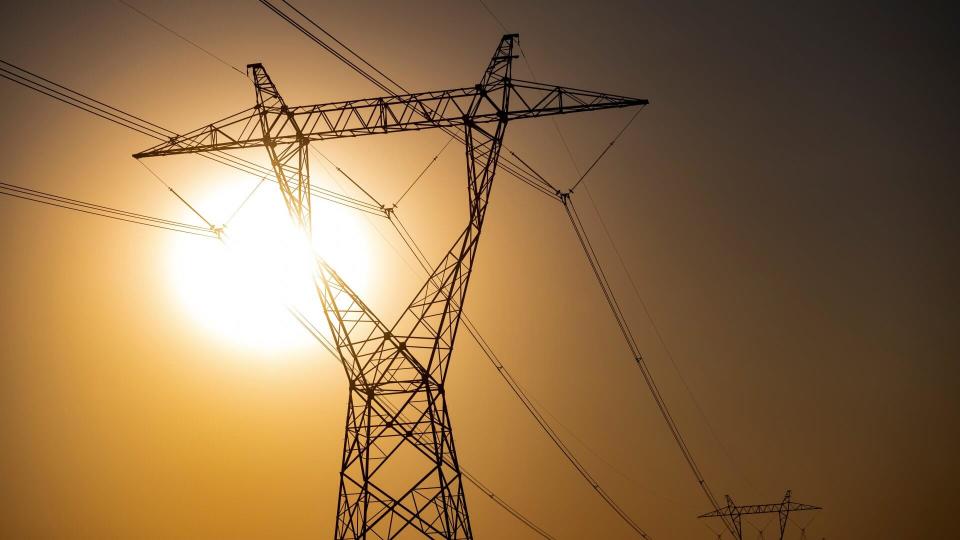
[[1, 1, 957, 539]]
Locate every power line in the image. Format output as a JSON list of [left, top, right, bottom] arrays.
[[394, 136, 455, 207], [569, 108, 642, 192], [0, 59, 173, 137], [0, 59, 384, 216], [135, 159, 218, 232], [561, 193, 733, 534], [275, 0, 407, 94], [0, 70, 164, 139], [312, 160, 423, 278], [477, 0, 510, 33], [256, 0, 395, 95], [475, 3, 738, 530], [116, 0, 247, 78], [579, 182, 757, 495], [309, 146, 386, 210], [0, 180, 216, 238], [224, 177, 266, 226], [0, 181, 207, 230], [527, 389, 683, 505]]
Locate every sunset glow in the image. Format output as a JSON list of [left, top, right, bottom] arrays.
[[166, 185, 374, 353], [2, 1, 953, 538]]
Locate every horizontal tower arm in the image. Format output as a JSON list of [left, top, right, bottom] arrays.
[[134, 79, 647, 158], [699, 501, 822, 518]]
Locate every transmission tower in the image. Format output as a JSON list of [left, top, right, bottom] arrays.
[[699, 490, 821, 540], [135, 34, 646, 539]]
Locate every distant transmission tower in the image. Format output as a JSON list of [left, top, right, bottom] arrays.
[[699, 490, 821, 540], [136, 34, 646, 539]]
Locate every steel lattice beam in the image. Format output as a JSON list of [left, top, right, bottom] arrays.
[[133, 82, 646, 159], [699, 490, 822, 540]]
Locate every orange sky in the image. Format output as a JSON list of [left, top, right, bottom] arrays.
[[1, 1, 957, 539]]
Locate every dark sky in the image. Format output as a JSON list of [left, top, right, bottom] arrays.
[[1, 1, 957, 539]]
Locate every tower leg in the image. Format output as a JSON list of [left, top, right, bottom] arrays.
[[329, 36, 515, 540]]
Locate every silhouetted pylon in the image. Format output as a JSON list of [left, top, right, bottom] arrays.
[[699, 490, 822, 540], [136, 34, 646, 539]]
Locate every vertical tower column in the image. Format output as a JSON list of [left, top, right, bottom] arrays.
[[250, 63, 312, 234], [329, 35, 517, 539], [726, 495, 744, 540], [776, 490, 792, 540]]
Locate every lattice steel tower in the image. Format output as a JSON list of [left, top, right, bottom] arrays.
[[699, 490, 822, 540], [136, 34, 646, 539]]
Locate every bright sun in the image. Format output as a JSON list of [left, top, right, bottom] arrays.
[[167, 183, 374, 353]]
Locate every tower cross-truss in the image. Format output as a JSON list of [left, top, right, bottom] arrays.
[[136, 34, 647, 539], [699, 490, 822, 540]]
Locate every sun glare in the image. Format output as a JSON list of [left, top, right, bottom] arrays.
[[167, 184, 375, 354]]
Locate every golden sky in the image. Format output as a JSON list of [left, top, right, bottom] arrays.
[[1, 1, 957, 539]]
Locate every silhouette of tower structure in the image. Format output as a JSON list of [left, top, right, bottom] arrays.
[[136, 34, 646, 539], [699, 490, 821, 540]]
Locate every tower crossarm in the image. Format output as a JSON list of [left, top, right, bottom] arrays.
[[133, 80, 647, 158], [699, 491, 822, 540], [698, 501, 822, 518]]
